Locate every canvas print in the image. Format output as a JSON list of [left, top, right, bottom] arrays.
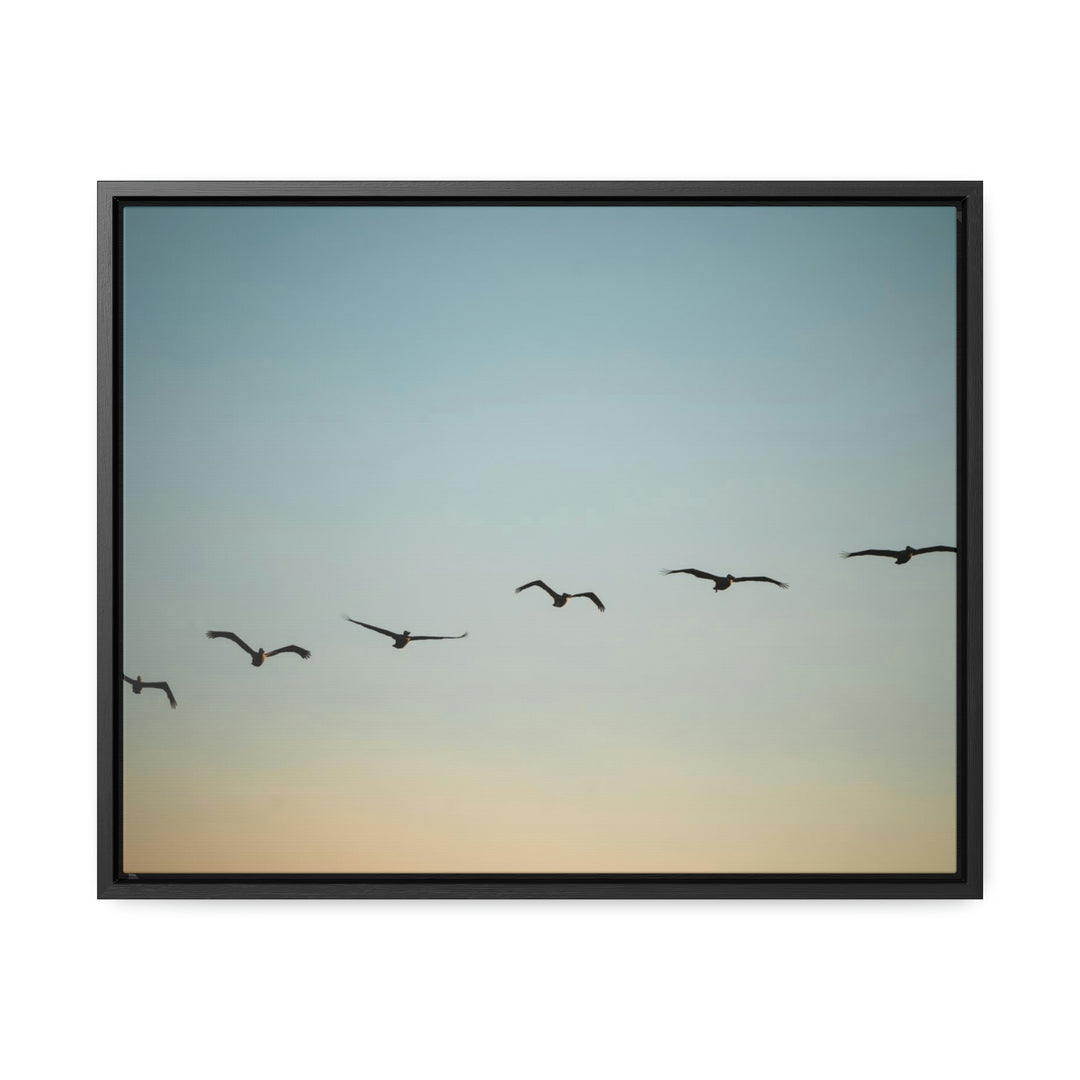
[[120, 204, 958, 874]]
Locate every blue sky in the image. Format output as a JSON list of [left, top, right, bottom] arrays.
[[122, 204, 957, 872]]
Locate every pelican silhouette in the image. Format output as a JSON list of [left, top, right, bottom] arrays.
[[661, 568, 789, 591], [122, 674, 177, 709], [205, 631, 311, 665], [514, 580, 605, 612], [841, 545, 957, 565], [345, 618, 468, 649]]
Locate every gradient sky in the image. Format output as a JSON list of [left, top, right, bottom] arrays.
[[121, 204, 957, 873]]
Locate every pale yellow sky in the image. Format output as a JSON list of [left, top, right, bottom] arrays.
[[124, 714, 955, 873]]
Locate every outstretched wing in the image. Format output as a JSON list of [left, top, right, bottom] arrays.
[[912, 545, 957, 555], [144, 681, 178, 708], [206, 630, 256, 656], [840, 550, 901, 559], [408, 632, 469, 641], [569, 592, 605, 612], [265, 644, 312, 659], [344, 617, 400, 640], [661, 568, 721, 583], [515, 580, 559, 599], [122, 674, 136, 685], [731, 576, 789, 589]]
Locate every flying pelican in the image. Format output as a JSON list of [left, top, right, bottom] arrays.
[[205, 631, 311, 665], [514, 580, 605, 612], [345, 618, 468, 649], [661, 568, 789, 591], [841, 545, 957, 565], [122, 674, 177, 709]]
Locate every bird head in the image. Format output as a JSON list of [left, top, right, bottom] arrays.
[[904, 545, 915, 553], [403, 631, 411, 638]]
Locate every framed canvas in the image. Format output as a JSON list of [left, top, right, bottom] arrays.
[[98, 181, 982, 899]]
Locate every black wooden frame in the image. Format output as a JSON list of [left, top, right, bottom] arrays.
[[98, 181, 982, 899]]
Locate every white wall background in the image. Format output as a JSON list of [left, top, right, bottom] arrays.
[[2, 2, 1075, 1077]]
